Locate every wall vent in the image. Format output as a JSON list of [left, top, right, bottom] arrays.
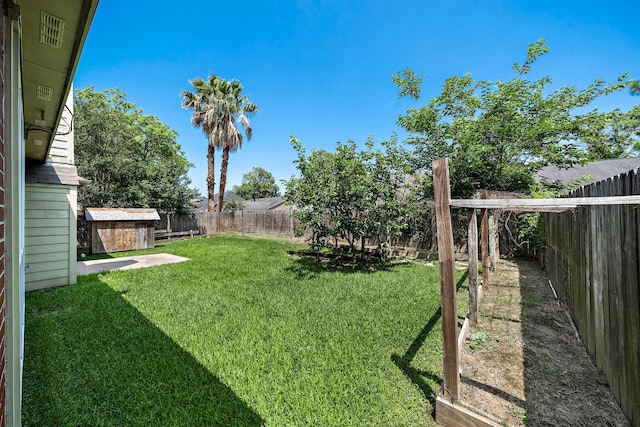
[[40, 11, 65, 48], [37, 85, 54, 101]]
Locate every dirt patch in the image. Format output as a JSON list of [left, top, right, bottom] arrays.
[[458, 259, 630, 426]]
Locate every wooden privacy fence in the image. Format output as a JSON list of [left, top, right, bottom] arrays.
[[545, 169, 640, 425], [432, 159, 640, 426], [155, 210, 295, 238]]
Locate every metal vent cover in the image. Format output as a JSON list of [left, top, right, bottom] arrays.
[[37, 84, 54, 101], [40, 11, 65, 48]]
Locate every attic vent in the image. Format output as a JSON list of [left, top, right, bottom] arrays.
[[37, 85, 54, 101], [40, 11, 65, 48]]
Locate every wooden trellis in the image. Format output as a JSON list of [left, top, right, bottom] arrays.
[[431, 158, 640, 426]]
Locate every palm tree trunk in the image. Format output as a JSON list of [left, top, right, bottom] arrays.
[[217, 146, 230, 212], [207, 144, 215, 211]]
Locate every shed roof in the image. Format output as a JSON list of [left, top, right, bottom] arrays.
[[85, 208, 160, 221]]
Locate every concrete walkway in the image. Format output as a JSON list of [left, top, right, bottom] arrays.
[[78, 253, 189, 275]]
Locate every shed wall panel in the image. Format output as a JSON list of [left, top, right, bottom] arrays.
[[90, 220, 156, 254]]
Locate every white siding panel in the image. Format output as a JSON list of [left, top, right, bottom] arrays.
[[25, 201, 70, 211], [26, 188, 71, 201], [25, 209, 69, 219], [48, 90, 74, 165], [24, 234, 68, 246], [24, 251, 68, 264], [47, 144, 69, 164], [25, 183, 77, 291], [26, 218, 69, 229], [26, 260, 69, 274], [25, 268, 69, 283], [25, 243, 68, 256], [26, 277, 71, 292], [26, 227, 69, 237]]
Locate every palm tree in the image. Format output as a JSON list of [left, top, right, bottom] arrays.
[[180, 73, 258, 212]]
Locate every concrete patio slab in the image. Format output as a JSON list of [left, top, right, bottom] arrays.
[[78, 253, 189, 276]]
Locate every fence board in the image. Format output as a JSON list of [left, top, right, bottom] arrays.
[[544, 167, 640, 425]]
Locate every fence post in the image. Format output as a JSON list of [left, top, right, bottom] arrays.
[[433, 159, 459, 402], [468, 209, 479, 324], [290, 210, 295, 238], [488, 210, 496, 272], [480, 189, 490, 289]]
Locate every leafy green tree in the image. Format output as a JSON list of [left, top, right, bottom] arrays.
[[181, 73, 258, 212], [284, 136, 408, 256], [221, 199, 245, 212], [232, 167, 280, 200], [74, 87, 199, 212], [393, 39, 638, 198], [581, 105, 640, 160]]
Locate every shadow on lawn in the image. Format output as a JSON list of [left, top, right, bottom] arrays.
[[391, 306, 443, 410], [391, 270, 469, 416], [23, 277, 263, 426], [284, 254, 414, 280]]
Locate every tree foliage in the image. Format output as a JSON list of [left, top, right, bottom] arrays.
[[284, 136, 408, 255], [221, 199, 245, 212], [181, 74, 258, 211], [581, 105, 640, 160], [394, 39, 639, 198], [232, 167, 280, 200], [75, 87, 198, 212]]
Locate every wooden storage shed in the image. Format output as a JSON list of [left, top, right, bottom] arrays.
[[85, 208, 160, 254]]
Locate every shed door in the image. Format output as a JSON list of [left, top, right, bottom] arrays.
[[135, 223, 147, 250]]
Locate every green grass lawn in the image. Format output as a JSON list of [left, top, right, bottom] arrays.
[[24, 235, 468, 426]]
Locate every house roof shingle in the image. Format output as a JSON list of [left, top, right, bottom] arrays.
[[534, 157, 640, 187], [190, 193, 287, 211], [242, 196, 286, 210], [26, 163, 82, 186]]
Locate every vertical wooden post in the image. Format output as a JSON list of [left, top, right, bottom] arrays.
[[488, 211, 496, 272], [468, 209, 478, 324], [433, 159, 459, 401], [480, 190, 490, 290]]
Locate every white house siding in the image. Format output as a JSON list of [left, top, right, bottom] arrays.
[[25, 184, 77, 291], [47, 90, 74, 165]]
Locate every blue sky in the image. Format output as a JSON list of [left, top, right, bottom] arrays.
[[74, 0, 640, 196]]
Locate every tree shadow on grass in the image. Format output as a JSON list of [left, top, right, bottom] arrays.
[[284, 252, 417, 280], [23, 277, 263, 427]]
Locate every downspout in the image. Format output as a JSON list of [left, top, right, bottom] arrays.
[[4, 2, 25, 425]]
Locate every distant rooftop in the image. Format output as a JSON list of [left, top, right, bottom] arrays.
[[535, 157, 640, 187], [190, 193, 287, 211], [243, 196, 286, 210]]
